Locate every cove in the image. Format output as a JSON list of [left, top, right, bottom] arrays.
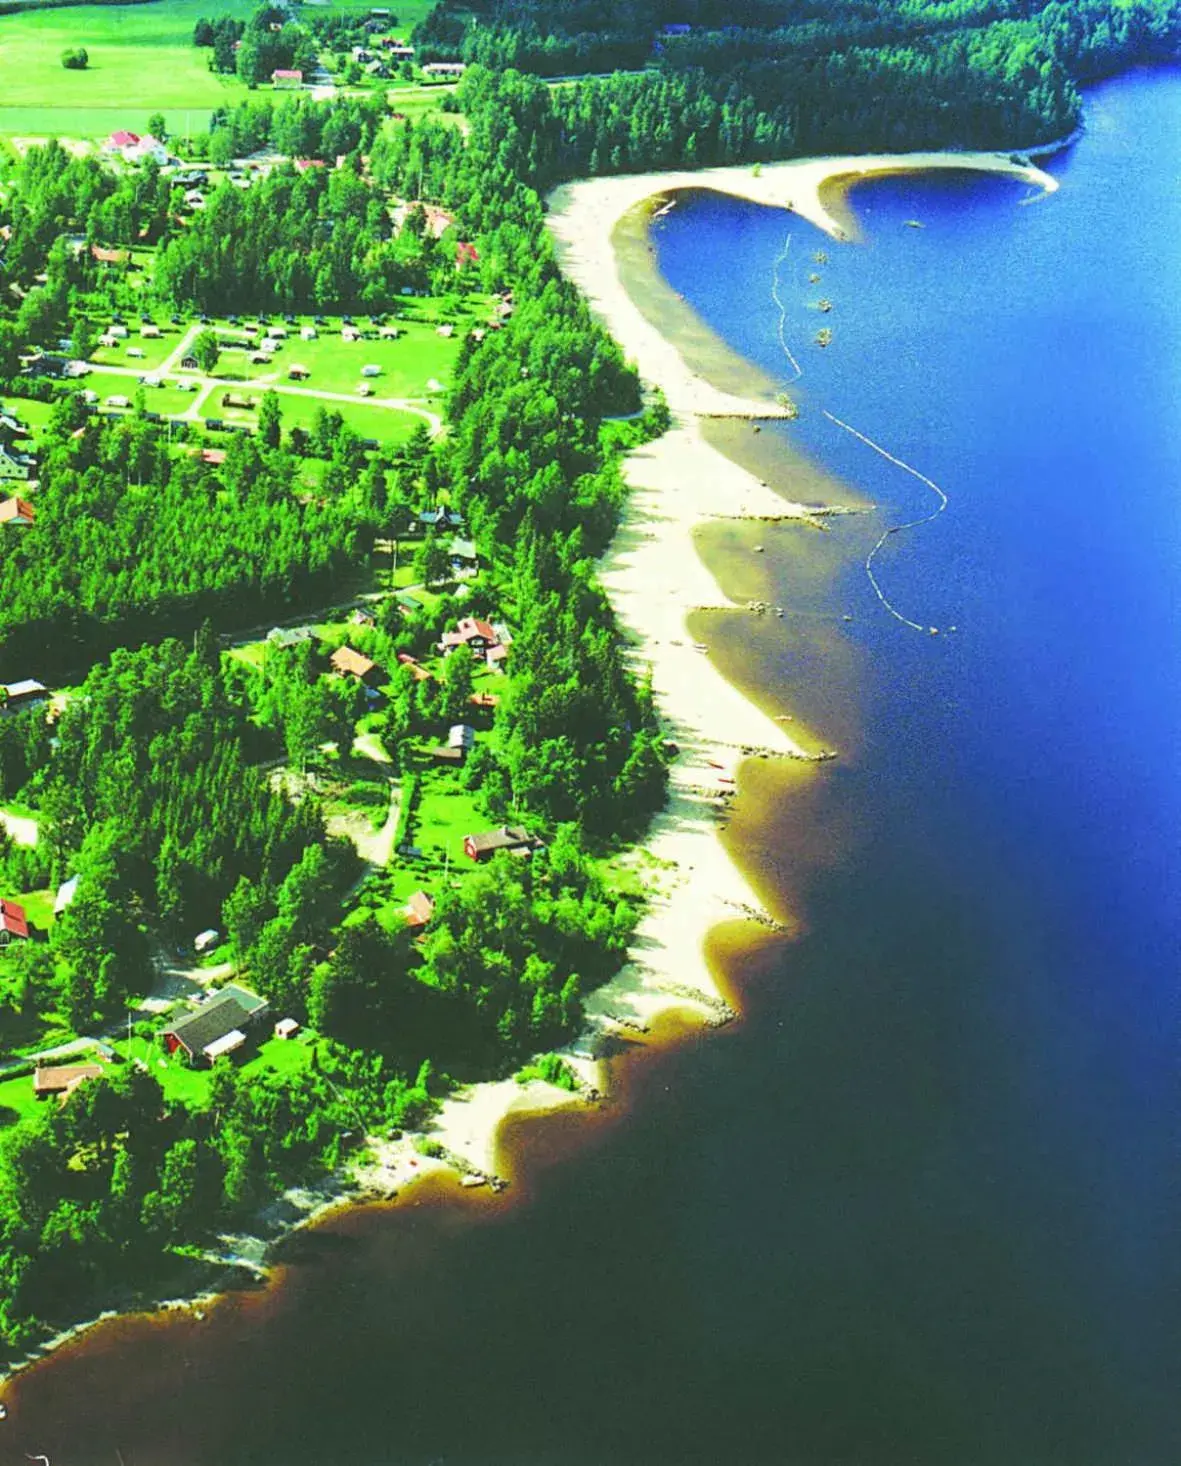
[[4, 67, 1180, 1466]]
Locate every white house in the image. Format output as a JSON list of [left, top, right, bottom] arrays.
[[124, 135, 172, 167]]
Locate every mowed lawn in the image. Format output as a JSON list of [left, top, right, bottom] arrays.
[[88, 370, 201, 420], [90, 327, 187, 374], [263, 393, 428, 444], [204, 311, 478, 399], [112, 1030, 315, 1109], [0, 1070, 41, 1128]]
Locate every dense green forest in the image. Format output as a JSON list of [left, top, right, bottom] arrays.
[[0, 0, 1178, 1363], [0, 402, 375, 677]]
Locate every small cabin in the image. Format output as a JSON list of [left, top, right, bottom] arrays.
[[463, 826, 542, 862]]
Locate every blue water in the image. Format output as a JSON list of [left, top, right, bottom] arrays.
[[654, 67, 1181, 1457], [8, 69, 1181, 1466]]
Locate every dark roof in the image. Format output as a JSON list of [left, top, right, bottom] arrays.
[[164, 991, 252, 1054]]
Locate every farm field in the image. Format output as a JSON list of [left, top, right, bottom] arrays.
[[0, 0, 447, 139], [0, 0, 251, 139]]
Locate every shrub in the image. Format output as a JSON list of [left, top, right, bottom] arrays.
[[60, 46, 89, 69]]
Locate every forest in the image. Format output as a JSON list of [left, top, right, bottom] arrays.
[[0, 0, 1179, 1362]]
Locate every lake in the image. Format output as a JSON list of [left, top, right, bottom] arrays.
[[5, 66, 1180, 1466]]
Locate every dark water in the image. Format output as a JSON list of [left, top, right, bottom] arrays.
[[7, 69, 1181, 1466]]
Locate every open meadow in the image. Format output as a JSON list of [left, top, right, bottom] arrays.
[[0, 0, 441, 138]]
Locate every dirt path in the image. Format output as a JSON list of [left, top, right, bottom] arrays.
[[90, 358, 443, 434]]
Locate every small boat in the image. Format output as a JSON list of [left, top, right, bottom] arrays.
[[904, 219, 924, 228], [693, 642, 708, 652], [0, 1402, 7, 1420]]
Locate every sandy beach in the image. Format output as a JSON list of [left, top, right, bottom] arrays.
[[0, 147, 1061, 1396], [418, 145, 1066, 1185]]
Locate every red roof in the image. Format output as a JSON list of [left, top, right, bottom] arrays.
[[0, 900, 29, 939], [201, 448, 226, 465], [91, 245, 128, 265], [109, 130, 140, 148], [294, 158, 327, 172], [272, 68, 303, 80], [456, 241, 479, 266], [0, 497, 35, 524], [456, 617, 496, 644]]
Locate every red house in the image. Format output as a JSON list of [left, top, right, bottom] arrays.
[[0, 899, 29, 944]]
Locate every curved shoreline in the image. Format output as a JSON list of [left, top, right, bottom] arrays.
[[0, 143, 1062, 1403], [540, 145, 1065, 1060]]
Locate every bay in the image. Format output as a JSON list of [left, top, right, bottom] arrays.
[[5, 67, 1180, 1466]]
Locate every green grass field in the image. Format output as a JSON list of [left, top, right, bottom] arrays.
[[203, 309, 476, 398], [0, 0, 445, 139], [17, 887, 56, 931], [90, 327, 184, 373], [0, 0, 250, 140], [0, 1070, 40, 1128], [269, 392, 426, 443]]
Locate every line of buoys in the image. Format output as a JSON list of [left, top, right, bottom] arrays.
[[763, 228, 953, 635], [823, 409, 948, 634], [771, 233, 804, 383]]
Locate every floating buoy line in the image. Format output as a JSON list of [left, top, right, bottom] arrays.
[[822, 411, 948, 634], [769, 233, 951, 634], [771, 233, 804, 383]]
